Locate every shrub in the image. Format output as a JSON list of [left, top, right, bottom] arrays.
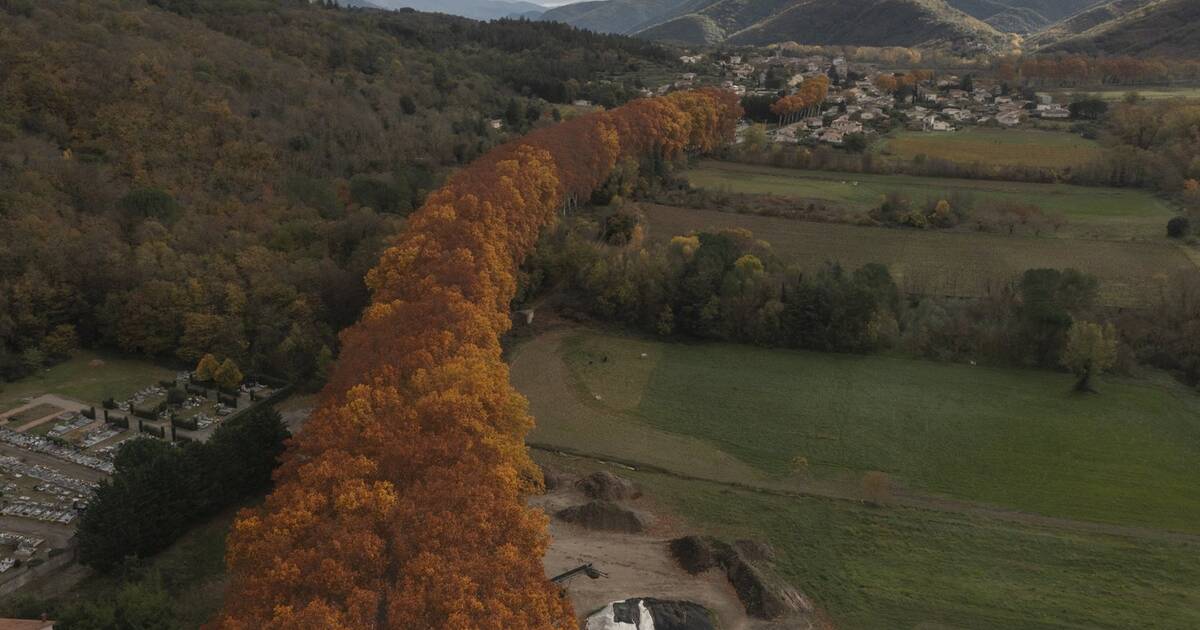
[[171, 417, 199, 431], [1167, 216, 1190, 239]]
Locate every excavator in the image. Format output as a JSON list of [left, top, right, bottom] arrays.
[[550, 563, 608, 589]]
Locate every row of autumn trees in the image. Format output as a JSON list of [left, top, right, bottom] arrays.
[[996, 55, 1200, 87], [769, 76, 830, 126], [212, 89, 741, 628]]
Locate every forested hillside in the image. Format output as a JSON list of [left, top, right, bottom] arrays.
[[1036, 0, 1200, 57], [0, 0, 675, 385], [947, 0, 1106, 33]]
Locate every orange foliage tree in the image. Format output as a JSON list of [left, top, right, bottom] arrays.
[[770, 75, 830, 127], [211, 89, 741, 629]]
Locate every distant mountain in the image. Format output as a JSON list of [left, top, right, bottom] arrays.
[[1026, 0, 1153, 45], [374, 0, 546, 20], [541, 0, 1009, 50], [1035, 0, 1200, 57], [945, 0, 1104, 32], [946, 0, 1106, 33]]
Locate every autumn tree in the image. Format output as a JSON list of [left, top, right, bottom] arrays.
[[1062, 321, 1118, 393], [214, 358, 243, 391], [195, 353, 220, 382]]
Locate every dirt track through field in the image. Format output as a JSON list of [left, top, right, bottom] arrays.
[[515, 329, 1200, 546]]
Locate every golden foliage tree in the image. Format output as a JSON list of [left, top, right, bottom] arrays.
[[214, 358, 243, 391], [195, 353, 220, 382], [1062, 321, 1118, 393]]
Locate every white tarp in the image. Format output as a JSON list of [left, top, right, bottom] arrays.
[[586, 599, 655, 630]]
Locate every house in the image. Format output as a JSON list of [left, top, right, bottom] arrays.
[[681, 72, 697, 82], [488, 119, 503, 130], [804, 116, 824, 129], [1037, 105, 1070, 119], [572, 99, 592, 107], [997, 111, 1023, 126], [0, 619, 55, 630], [923, 115, 953, 132], [680, 55, 703, 64], [816, 128, 845, 144], [831, 119, 863, 134]]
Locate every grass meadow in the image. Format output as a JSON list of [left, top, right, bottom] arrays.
[[640, 204, 1193, 306], [684, 161, 1176, 240], [874, 128, 1105, 168], [531, 330, 1200, 533], [515, 330, 1200, 628], [0, 351, 177, 413]]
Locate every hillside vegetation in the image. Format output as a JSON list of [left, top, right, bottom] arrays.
[[0, 0, 674, 385], [724, 0, 1006, 48], [1037, 0, 1200, 57], [948, 0, 1107, 33]]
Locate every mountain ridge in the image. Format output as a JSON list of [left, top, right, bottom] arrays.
[[1035, 0, 1200, 57], [541, 0, 1009, 50]]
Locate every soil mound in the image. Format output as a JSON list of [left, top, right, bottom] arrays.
[[540, 464, 573, 492], [668, 536, 808, 620], [557, 500, 647, 533], [576, 470, 641, 501]]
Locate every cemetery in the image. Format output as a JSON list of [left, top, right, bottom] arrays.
[[0, 352, 288, 592]]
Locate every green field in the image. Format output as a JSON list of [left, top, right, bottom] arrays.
[[514, 329, 1200, 533], [0, 351, 176, 413], [875, 128, 1105, 169], [686, 161, 1176, 240], [641, 204, 1195, 307], [515, 330, 1200, 628], [537, 454, 1200, 630]]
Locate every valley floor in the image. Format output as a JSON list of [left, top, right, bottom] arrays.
[[511, 326, 1200, 629]]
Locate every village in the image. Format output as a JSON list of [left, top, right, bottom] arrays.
[[668, 50, 1074, 147], [0, 361, 282, 596]]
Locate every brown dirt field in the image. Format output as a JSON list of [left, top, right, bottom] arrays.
[[640, 204, 1198, 307], [533, 470, 808, 629]]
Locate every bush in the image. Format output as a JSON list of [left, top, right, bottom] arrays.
[[1167, 216, 1190, 238], [171, 417, 199, 431]]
